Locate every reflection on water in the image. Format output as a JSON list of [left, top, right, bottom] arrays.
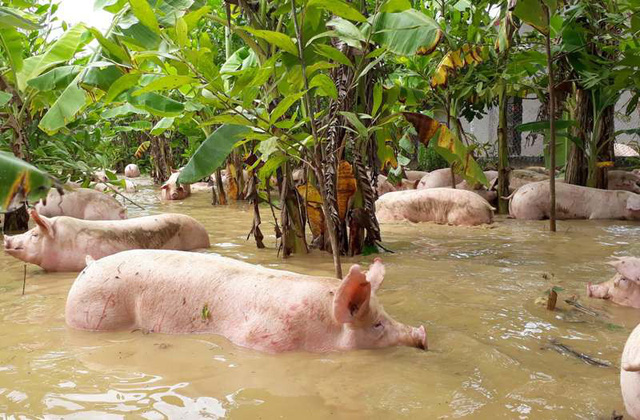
[[1, 177, 639, 418]]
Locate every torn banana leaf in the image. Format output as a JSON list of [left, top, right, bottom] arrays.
[[402, 112, 488, 187], [430, 45, 484, 89], [0, 152, 59, 212]]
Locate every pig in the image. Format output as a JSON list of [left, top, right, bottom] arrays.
[[456, 171, 498, 203], [608, 170, 640, 194], [65, 251, 427, 353], [377, 174, 418, 196], [161, 171, 191, 200], [509, 181, 640, 221], [405, 170, 428, 182], [587, 273, 640, 309], [375, 188, 494, 226], [94, 179, 136, 193], [3, 210, 210, 272], [621, 324, 640, 419], [35, 188, 126, 220], [417, 168, 462, 189], [92, 170, 109, 183], [124, 164, 141, 178], [608, 257, 640, 282], [490, 169, 549, 192], [190, 182, 213, 193]]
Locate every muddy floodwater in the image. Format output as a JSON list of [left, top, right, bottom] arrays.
[[1, 177, 640, 418]]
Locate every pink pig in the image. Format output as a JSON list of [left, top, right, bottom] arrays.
[[161, 171, 191, 200], [65, 250, 427, 353], [35, 188, 126, 220], [622, 324, 640, 419], [587, 257, 640, 308], [4, 210, 210, 272]]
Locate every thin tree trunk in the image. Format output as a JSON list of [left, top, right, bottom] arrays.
[[149, 133, 172, 184], [595, 105, 614, 189], [497, 81, 510, 214], [545, 31, 557, 232], [215, 168, 227, 205], [565, 89, 589, 186]]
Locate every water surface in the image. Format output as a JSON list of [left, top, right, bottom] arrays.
[[1, 178, 639, 418]]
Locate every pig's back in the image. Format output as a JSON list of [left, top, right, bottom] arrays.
[[66, 250, 333, 333]]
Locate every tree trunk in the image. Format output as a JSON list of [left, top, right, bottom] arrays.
[[497, 81, 510, 214], [149, 133, 172, 184], [279, 164, 308, 257], [3, 204, 29, 234], [545, 31, 557, 232], [507, 96, 522, 156], [594, 105, 614, 189], [565, 89, 590, 186]]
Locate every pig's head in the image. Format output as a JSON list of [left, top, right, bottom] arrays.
[[626, 194, 640, 220], [3, 209, 54, 266], [587, 274, 640, 308], [161, 171, 190, 200], [333, 258, 427, 351]]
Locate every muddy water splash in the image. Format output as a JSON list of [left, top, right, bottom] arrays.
[[1, 178, 639, 418]]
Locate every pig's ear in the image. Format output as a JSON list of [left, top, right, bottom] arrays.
[[622, 334, 640, 372], [366, 258, 385, 293], [608, 257, 640, 282], [627, 195, 640, 211], [333, 265, 371, 324], [29, 209, 54, 237]]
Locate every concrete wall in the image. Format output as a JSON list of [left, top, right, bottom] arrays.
[[462, 92, 640, 157]]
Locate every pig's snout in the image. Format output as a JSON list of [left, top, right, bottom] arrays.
[[412, 325, 427, 350], [171, 192, 179, 200]]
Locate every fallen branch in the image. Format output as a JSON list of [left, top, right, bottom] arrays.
[[564, 296, 608, 318], [98, 182, 145, 210], [546, 338, 611, 368]]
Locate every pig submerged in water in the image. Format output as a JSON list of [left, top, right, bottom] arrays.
[[161, 171, 191, 200], [417, 169, 462, 189], [125, 164, 140, 178], [376, 188, 494, 226], [3, 210, 210, 272], [608, 170, 640, 194], [509, 181, 640, 221], [35, 188, 126, 220], [587, 257, 640, 308], [65, 251, 427, 353], [621, 324, 640, 419]]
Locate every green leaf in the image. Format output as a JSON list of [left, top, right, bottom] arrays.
[[313, 44, 353, 68], [0, 152, 56, 212], [39, 77, 90, 134], [127, 92, 184, 117], [128, 0, 160, 34], [258, 154, 288, 184], [270, 91, 306, 124], [380, 0, 411, 12], [0, 6, 40, 30], [104, 73, 141, 103], [516, 120, 575, 133], [102, 103, 149, 118], [242, 27, 298, 55], [258, 137, 279, 159], [150, 117, 175, 135], [512, 0, 549, 35], [88, 27, 130, 65], [370, 10, 442, 56], [26, 65, 81, 91], [132, 75, 196, 96], [202, 114, 254, 126], [175, 17, 188, 48], [0, 27, 24, 73], [309, 73, 337, 99], [340, 111, 368, 139], [307, 0, 366, 23], [372, 82, 382, 116], [327, 17, 365, 47], [0, 91, 11, 106], [16, 24, 87, 90], [184, 6, 210, 30], [178, 124, 251, 184]]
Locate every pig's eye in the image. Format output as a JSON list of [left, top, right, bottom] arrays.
[[373, 322, 384, 331]]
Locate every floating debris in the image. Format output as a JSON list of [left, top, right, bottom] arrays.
[[546, 338, 612, 368]]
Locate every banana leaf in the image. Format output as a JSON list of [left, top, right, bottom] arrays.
[[0, 152, 59, 212]]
